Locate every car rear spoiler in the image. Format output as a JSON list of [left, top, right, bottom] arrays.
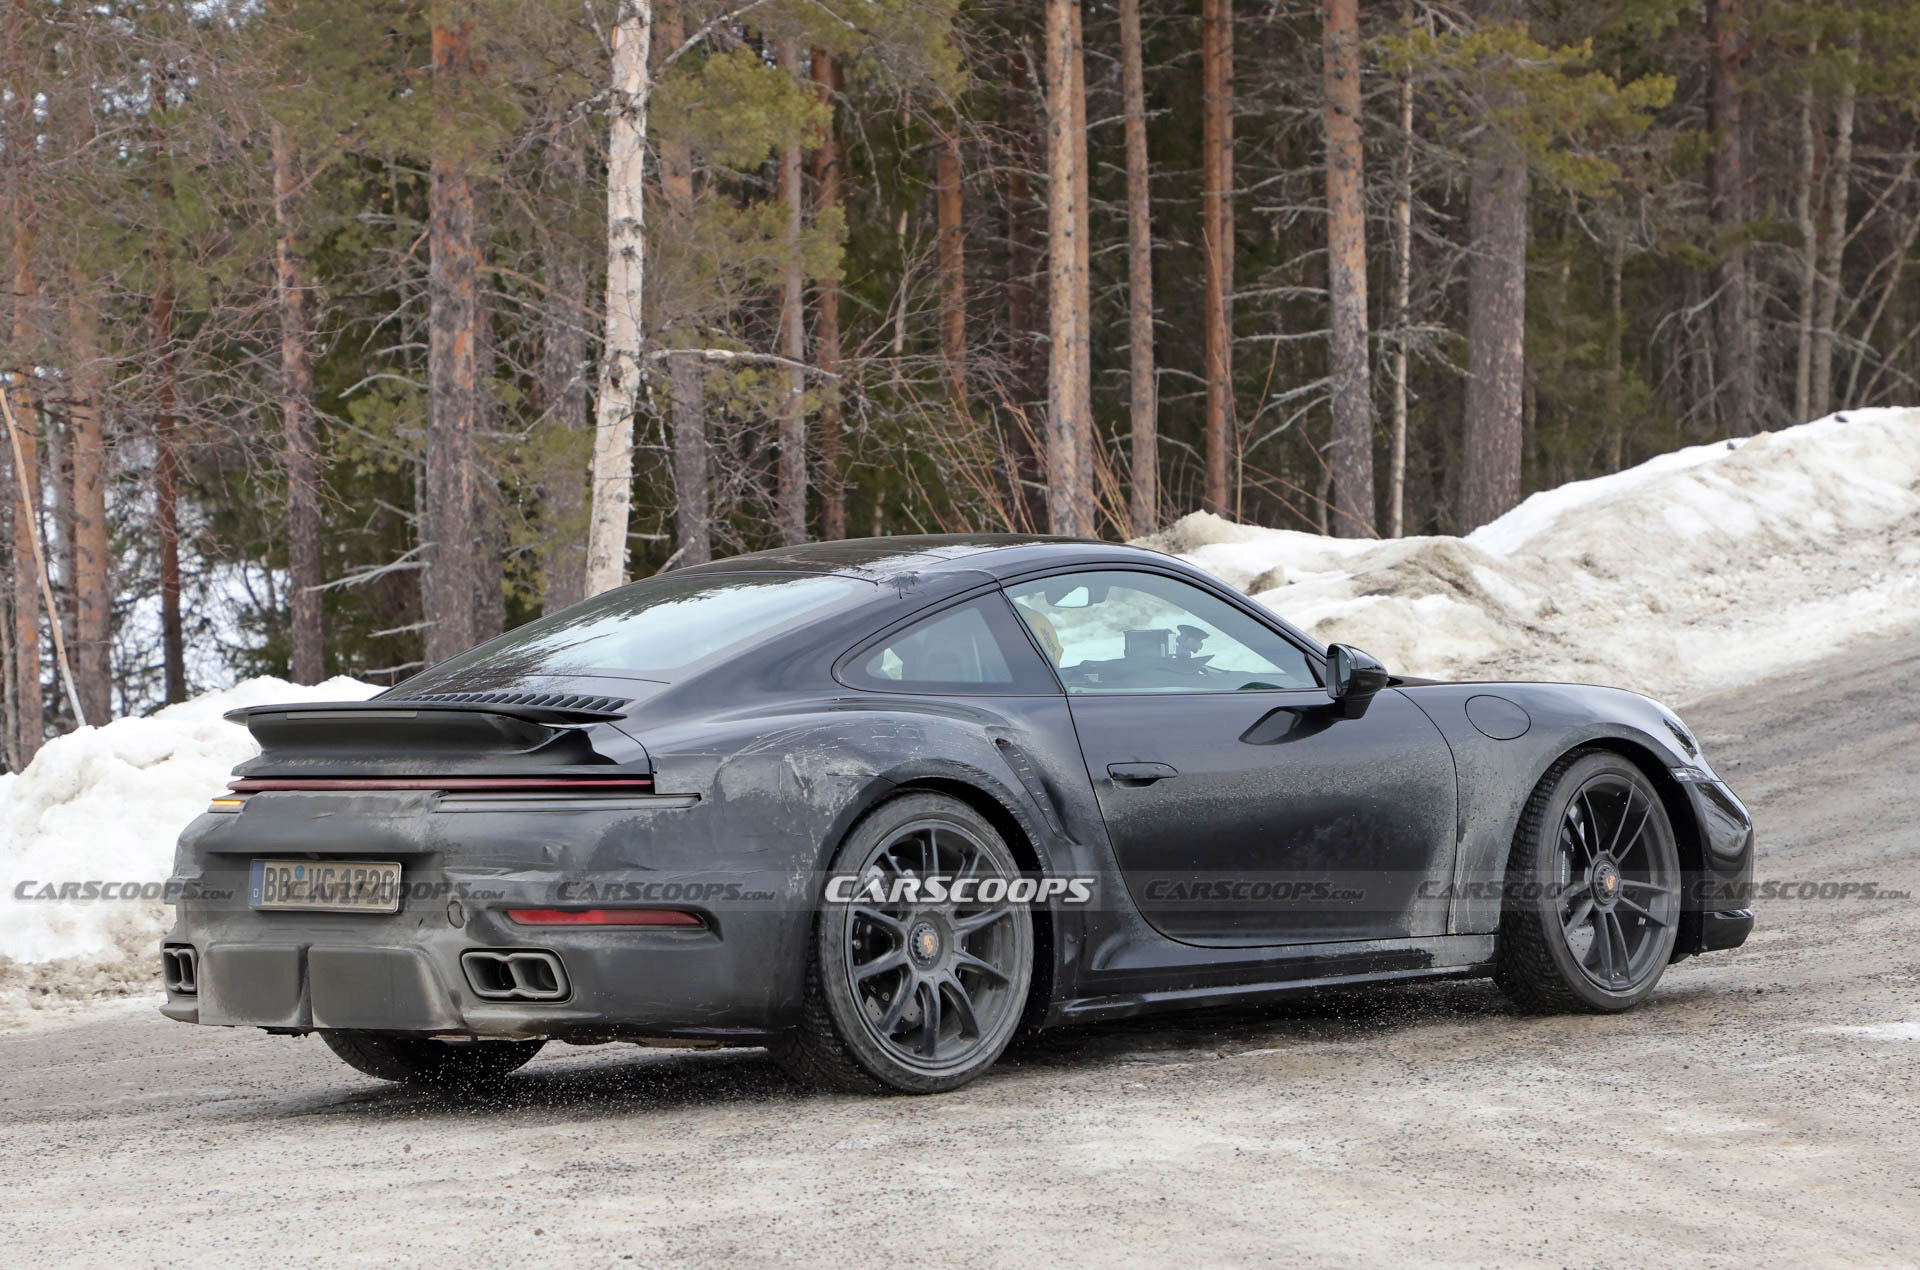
[[223, 696, 649, 778]]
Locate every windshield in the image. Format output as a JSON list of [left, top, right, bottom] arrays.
[[401, 572, 871, 688]]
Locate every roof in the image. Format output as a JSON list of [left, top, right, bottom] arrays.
[[674, 534, 1172, 582]]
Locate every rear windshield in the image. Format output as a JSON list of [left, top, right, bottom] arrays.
[[404, 572, 870, 686]]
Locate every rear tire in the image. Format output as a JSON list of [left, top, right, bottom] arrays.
[[773, 793, 1034, 1094], [321, 1031, 544, 1091], [1495, 750, 1682, 1014]]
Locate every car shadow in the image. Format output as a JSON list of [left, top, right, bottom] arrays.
[[1001, 976, 1512, 1073], [248, 976, 1527, 1125]]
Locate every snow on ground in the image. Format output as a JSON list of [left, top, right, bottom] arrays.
[[0, 676, 375, 1025], [1144, 408, 1920, 705]]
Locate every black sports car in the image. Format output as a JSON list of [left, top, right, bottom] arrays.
[[162, 536, 1755, 1093]]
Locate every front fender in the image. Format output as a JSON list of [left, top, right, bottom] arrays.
[[1398, 682, 1753, 937]]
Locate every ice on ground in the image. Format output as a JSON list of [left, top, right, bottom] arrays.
[[1141, 408, 1920, 705], [0, 676, 376, 1025]]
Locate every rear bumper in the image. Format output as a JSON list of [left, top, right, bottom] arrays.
[[163, 787, 830, 1041], [160, 903, 808, 1042]]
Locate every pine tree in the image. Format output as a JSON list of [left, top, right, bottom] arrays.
[[1323, 0, 1374, 537], [1200, 0, 1235, 516]]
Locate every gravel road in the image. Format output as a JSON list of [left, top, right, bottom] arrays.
[[4, 630, 1917, 1268]]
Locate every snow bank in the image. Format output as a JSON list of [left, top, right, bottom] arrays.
[[1143, 408, 1920, 704], [0, 676, 376, 1025]]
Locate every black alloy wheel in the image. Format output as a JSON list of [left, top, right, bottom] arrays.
[[1497, 751, 1682, 1012]]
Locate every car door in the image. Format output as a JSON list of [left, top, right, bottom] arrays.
[[1004, 568, 1458, 948]]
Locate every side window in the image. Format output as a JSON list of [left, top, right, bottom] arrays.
[[842, 595, 1060, 695], [1005, 570, 1318, 694]]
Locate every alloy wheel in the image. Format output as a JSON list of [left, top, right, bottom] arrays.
[[843, 818, 1025, 1073], [1553, 773, 1680, 992]]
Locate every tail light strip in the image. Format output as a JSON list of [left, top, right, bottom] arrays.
[[507, 908, 706, 928]]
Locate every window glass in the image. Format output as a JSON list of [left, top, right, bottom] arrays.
[[405, 572, 868, 686], [843, 596, 1058, 695], [1005, 570, 1317, 694]]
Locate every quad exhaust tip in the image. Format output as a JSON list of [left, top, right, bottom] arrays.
[[460, 949, 571, 1002], [162, 945, 198, 995]]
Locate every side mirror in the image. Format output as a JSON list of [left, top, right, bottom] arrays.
[[1326, 644, 1391, 718]]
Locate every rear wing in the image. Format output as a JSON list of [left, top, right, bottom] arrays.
[[223, 695, 649, 780]]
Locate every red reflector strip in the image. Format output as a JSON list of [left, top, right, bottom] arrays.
[[506, 908, 705, 928], [227, 776, 655, 794]]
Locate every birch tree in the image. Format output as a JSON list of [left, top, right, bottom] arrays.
[[585, 0, 652, 595]]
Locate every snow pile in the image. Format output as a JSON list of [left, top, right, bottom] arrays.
[[0, 676, 375, 1024], [1145, 408, 1920, 704]]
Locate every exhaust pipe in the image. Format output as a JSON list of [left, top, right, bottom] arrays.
[[460, 949, 570, 1002]]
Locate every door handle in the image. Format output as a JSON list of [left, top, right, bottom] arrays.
[[1108, 761, 1178, 786]]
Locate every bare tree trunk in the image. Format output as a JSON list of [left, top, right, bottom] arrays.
[[775, 37, 809, 547], [538, 119, 591, 610], [0, 548, 15, 770], [423, 15, 484, 661], [271, 123, 324, 682], [1068, 1, 1094, 532], [936, 128, 966, 407], [65, 278, 109, 723], [1, 387, 80, 727], [1323, 0, 1374, 538], [8, 271, 41, 757], [1119, 0, 1156, 537], [1810, 28, 1859, 420], [151, 280, 186, 703], [1201, 0, 1234, 514], [7, 0, 43, 751], [586, 0, 652, 594], [1459, 95, 1528, 531], [1607, 218, 1625, 468], [657, 2, 708, 568], [1388, 9, 1413, 537], [1003, 49, 1046, 530], [1043, 0, 1090, 535], [810, 47, 846, 542], [144, 81, 188, 705], [1792, 48, 1817, 424], [1705, 0, 1751, 438], [470, 287, 503, 643], [46, 394, 71, 662]]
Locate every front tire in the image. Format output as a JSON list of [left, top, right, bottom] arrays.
[[1495, 751, 1682, 1013], [321, 1031, 544, 1091], [774, 793, 1034, 1094]]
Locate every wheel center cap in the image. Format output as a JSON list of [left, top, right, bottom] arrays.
[[909, 921, 942, 966], [1593, 861, 1621, 907]]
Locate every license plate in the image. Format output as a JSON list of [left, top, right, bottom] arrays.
[[249, 860, 402, 913]]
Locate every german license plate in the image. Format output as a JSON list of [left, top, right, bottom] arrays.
[[249, 860, 402, 913]]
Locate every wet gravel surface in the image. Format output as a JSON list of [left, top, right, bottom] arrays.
[[4, 630, 1917, 1267]]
